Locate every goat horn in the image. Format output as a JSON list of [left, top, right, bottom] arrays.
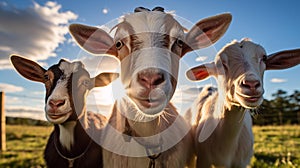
[[134, 7, 150, 13], [152, 7, 164, 12]]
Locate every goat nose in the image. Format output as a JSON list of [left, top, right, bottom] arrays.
[[138, 71, 165, 88], [241, 80, 261, 90], [49, 99, 66, 110]]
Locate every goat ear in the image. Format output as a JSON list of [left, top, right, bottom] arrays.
[[92, 72, 119, 87], [198, 115, 220, 143], [10, 55, 46, 83], [69, 24, 117, 56], [266, 49, 300, 70], [186, 62, 216, 81], [183, 13, 232, 56]]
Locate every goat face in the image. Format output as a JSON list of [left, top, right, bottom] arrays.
[[186, 39, 300, 109], [115, 11, 183, 115], [217, 40, 266, 108], [44, 60, 90, 124], [69, 7, 232, 115], [10, 55, 118, 124]]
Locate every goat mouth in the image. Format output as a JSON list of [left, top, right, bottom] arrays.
[[132, 97, 164, 108], [47, 111, 72, 120], [236, 92, 262, 103]]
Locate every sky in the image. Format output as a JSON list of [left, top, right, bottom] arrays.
[[1, 0, 300, 120]]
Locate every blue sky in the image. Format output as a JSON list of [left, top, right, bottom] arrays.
[[1, 0, 300, 120]]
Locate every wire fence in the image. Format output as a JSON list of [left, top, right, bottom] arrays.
[[3, 92, 300, 124], [1, 92, 300, 166]]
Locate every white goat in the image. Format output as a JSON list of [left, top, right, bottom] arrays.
[[186, 39, 300, 168], [10, 55, 118, 168], [69, 6, 232, 167]]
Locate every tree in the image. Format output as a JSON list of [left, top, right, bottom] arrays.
[[253, 89, 300, 125]]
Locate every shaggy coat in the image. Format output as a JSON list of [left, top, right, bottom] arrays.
[[69, 6, 232, 168], [186, 39, 300, 168]]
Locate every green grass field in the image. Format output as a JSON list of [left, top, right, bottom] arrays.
[[0, 125, 299, 168], [1, 125, 53, 168], [252, 125, 300, 168]]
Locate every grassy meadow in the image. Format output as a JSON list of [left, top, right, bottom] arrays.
[[0, 125, 299, 167], [1, 125, 53, 168], [252, 125, 300, 168]]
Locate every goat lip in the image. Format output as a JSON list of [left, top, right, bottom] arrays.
[[47, 111, 72, 119], [132, 97, 161, 108], [236, 92, 262, 102]]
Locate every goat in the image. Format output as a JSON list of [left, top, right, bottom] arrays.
[[69, 6, 232, 167], [186, 39, 300, 168], [10, 55, 118, 168]]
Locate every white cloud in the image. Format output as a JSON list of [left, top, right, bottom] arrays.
[[171, 85, 203, 104], [270, 78, 287, 83], [0, 1, 78, 69], [78, 55, 119, 76], [102, 8, 109, 14], [195, 56, 208, 62], [5, 106, 46, 121], [32, 91, 45, 95], [0, 2, 7, 7], [170, 85, 205, 115], [67, 37, 77, 46], [0, 83, 24, 93]]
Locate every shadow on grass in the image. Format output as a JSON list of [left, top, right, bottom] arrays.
[[253, 152, 299, 168], [0, 157, 45, 168], [255, 153, 278, 162]]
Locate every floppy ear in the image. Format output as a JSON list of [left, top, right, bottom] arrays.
[[266, 49, 300, 70], [92, 72, 119, 87], [186, 62, 216, 81], [197, 115, 220, 143], [10, 55, 46, 83], [69, 24, 117, 56], [182, 13, 232, 56]]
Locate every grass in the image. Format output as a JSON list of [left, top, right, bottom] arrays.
[[0, 125, 299, 167], [0, 125, 53, 168], [252, 125, 300, 168]]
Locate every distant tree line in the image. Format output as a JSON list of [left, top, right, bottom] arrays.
[[6, 117, 51, 126], [253, 89, 300, 125], [5, 89, 300, 126]]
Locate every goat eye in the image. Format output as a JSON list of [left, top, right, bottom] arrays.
[[176, 39, 184, 48], [82, 80, 90, 87], [44, 74, 49, 81], [115, 40, 124, 50], [262, 55, 267, 62], [60, 75, 66, 80]]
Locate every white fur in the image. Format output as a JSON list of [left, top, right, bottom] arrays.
[[59, 61, 80, 77], [101, 98, 193, 168], [124, 11, 168, 34], [189, 40, 268, 167], [192, 88, 253, 167], [58, 121, 77, 151], [189, 36, 300, 167], [100, 11, 194, 168]]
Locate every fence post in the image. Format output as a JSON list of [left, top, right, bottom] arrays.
[[298, 111, 300, 125], [0, 92, 6, 151]]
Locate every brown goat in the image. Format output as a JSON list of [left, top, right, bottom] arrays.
[[10, 55, 118, 168]]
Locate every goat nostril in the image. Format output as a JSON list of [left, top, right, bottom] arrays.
[[241, 81, 250, 89], [140, 76, 149, 83], [255, 82, 261, 89], [138, 75, 150, 87], [138, 72, 165, 88], [241, 80, 260, 90], [152, 74, 164, 86], [49, 99, 65, 108], [57, 100, 65, 107]]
